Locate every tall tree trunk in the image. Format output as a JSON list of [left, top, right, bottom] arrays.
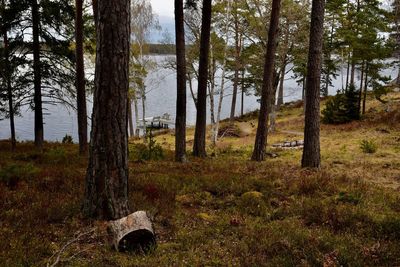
[[345, 53, 350, 91], [175, 0, 187, 162], [277, 60, 286, 109], [92, 0, 98, 26], [362, 64, 368, 115], [302, 76, 306, 114], [2, 26, 16, 151], [213, 0, 231, 145], [301, 0, 325, 169], [187, 73, 197, 108], [75, 0, 88, 155], [141, 91, 146, 140], [269, 71, 280, 133], [128, 98, 134, 137], [32, 0, 44, 149], [133, 92, 140, 136], [241, 68, 245, 116], [251, 0, 281, 161], [208, 47, 216, 126], [230, 7, 241, 122], [350, 54, 355, 86], [193, 0, 212, 157], [358, 61, 364, 113], [83, 0, 131, 220]]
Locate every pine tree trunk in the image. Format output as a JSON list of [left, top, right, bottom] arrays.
[[241, 68, 245, 116], [83, 0, 131, 220], [345, 53, 350, 91], [193, 0, 212, 157], [362, 64, 368, 115], [3, 28, 16, 151], [230, 9, 240, 122], [301, 0, 325, 169], [251, 0, 281, 161], [175, 0, 187, 162], [75, 0, 88, 155], [277, 60, 286, 109], [133, 91, 140, 137], [92, 0, 98, 26], [350, 55, 355, 86], [32, 0, 44, 149], [214, 0, 231, 145], [128, 98, 134, 137], [358, 61, 364, 114]]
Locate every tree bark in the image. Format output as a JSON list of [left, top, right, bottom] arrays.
[[32, 0, 44, 149], [277, 59, 286, 109], [108, 211, 155, 252], [301, 0, 325, 169], [133, 92, 140, 137], [193, 0, 212, 157], [345, 53, 350, 91], [75, 0, 88, 155], [2, 24, 16, 151], [83, 0, 131, 220], [128, 98, 134, 137], [362, 64, 368, 115], [358, 61, 364, 113], [251, 0, 281, 161], [230, 6, 241, 122], [174, 0, 187, 162], [241, 68, 245, 116]]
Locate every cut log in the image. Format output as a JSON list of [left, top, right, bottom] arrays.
[[108, 211, 156, 253]]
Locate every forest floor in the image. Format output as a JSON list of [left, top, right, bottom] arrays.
[[0, 92, 400, 266]]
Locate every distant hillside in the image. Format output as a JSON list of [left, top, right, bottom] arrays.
[[148, 43, 175, 55]]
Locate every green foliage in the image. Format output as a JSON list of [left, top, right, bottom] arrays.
[[44, 147, 67, 163], [360, 139, 378, 154], [130, 129, 164, 161], [0, 163, 39, 187], [61, 134, 73, 144], [322, 85, 360, 124]]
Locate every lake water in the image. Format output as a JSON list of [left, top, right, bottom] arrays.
[[0, 55, 397, 142]]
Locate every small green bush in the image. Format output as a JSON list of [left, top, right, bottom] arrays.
[[45, 147, 67, 163], [322, 84, 360, 124], [130, 129, 164, 161], [0, 163, 39, 187], [360, 139, 377, 154], [62, 134, 73, 144]]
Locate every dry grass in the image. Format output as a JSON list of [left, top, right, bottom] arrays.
[[0, 92, 399, 266]]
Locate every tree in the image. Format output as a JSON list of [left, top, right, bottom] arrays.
[[0, 0, 27, 151], [251, 0, 281, 161], [129, 0, 160, 138], [75, 0, 88, 155], [175, 0, 187, 162], [83, 0, 131, 219], [193, 0, 212, 157], [31, 0, 43, 149], [301, 0, 325, 169]]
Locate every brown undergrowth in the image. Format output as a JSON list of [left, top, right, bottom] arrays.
[[0, 93, 399, 266]]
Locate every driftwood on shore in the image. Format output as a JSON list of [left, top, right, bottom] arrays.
[[108, 211, 156, 253]]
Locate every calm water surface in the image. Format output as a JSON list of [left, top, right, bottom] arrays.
[[0, 56, 397, 142]]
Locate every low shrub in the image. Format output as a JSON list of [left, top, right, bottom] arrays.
[[360, 139, 377, 154], [322, 84, 361, 124], [0, 163, 39, 188]]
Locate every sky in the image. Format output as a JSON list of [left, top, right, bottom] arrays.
[[150, 0, 174, 18]]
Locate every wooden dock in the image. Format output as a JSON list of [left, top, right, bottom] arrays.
[[138, 113, 174, 129]]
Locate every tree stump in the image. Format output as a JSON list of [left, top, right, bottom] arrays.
[[108, 211, 156, 253]]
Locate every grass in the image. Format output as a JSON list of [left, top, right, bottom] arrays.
[[0, 92, 399, 266]]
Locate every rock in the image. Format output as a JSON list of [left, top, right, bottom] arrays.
[[108, 211, 156, 253]]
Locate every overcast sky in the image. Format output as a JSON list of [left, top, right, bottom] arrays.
[[150, 0, 174, 18]]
